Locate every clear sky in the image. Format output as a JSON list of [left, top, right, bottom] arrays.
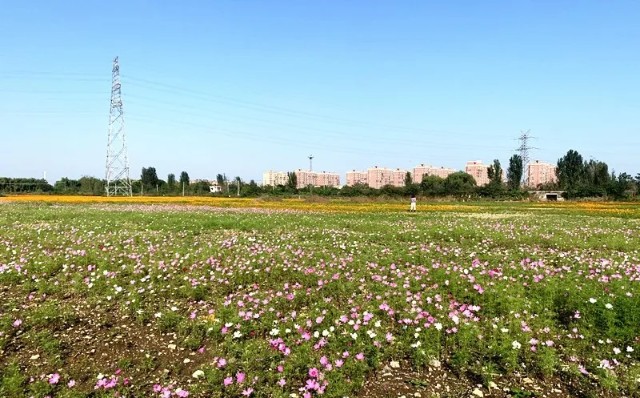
[[1, 1, 638, 184]]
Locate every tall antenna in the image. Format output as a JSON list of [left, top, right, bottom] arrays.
[[516, 130, 536, 186], [105, 56, 132, 196]]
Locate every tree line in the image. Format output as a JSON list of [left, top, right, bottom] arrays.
[[1, 149, 638, 199]]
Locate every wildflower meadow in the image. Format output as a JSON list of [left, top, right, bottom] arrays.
[[1, 198, 639, 397]]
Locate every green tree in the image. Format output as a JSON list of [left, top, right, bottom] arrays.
[[507, 154, 523, 191], [582, 160, 610, 196], [557, 150, 585, 196], [487, 159, 504, 186], [167, 173, 176, 192], [286, 172, 298, 191], [244, 180, 261, 196], [216, 174, 225, 187], [420, 175, 445, 196], [607, 172, 634, 200], [78, 176, 105, 195], [141, 167, 159, 191], [179, 171, 190, 186], [404, 171, 413, 186], [443, 172, 476, 196]]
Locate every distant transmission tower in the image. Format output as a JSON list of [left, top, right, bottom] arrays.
[[105, 56, 132, 196], [516, 130, 537, 187]]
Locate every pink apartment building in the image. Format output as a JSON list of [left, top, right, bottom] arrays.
[[346, 170, 368, 186], [315, 171, 341, 187], [527, 160, 557, 188], [413, 164, 457, 182], [465, 161, 490, 186], [294, 169, 340, 189], [365, 166, 407, 189], [391, 168, 406, 187]]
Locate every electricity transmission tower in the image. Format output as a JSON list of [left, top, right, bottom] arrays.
[[105, 56, 132, 196], [516, 130, 537, 187]]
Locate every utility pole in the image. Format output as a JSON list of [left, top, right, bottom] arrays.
[[516, 130, 537, 187], [309, 155, 313, 171], [105, 56, 132, 196]]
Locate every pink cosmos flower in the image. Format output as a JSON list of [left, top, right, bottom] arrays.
[[278, 378, 286, 386], [12, 319, 22, 328], [242, 387, 254, 396], [223, 377, 233, 386], [356, 352, 365, 361], [236, 372, 246, 384], [335, 359, 344, 368], [153, 384, 162, 392], [308, 368, 319, 378], [67, 380, 76, 388], [175, 388, 189, 397], [48, 373, 60, 385]]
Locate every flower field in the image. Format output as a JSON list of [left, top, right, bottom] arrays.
[[1, 198, 640, 397]]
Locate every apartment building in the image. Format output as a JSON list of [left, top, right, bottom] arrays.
[[413, 164, 457, 182], [390, 168, 406, 187], [345, 170, 368, 186], [262, 171, 288, 187], [315, 171, 341, 188], [465, 161, 490, 186], [294, 169, 340, 189], [527, 160, 557, 188], [365, 166, 407, 189]]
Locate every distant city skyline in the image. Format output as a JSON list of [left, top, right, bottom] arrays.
[[1, 2, 639, 184]]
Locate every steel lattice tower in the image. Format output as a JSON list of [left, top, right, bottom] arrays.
[[516, 130, 536, 187], [105, 56, 132, 196]]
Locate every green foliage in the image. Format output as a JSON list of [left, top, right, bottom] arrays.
[[443, 171, 476, 196], [140, 166, 160, 191], [557, 150, 585, 196], [0, 362, 27, 397], [180, 171, 190, 186], [507, 154, 523, 190], [286, 171, 298, 191], [0, 177, 53, 193], [420, 175, 445, 196]]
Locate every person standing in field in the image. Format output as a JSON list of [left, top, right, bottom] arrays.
[[410, 194, 417, 212]]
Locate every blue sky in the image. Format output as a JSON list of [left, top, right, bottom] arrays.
[[1, 1, 638, 184]]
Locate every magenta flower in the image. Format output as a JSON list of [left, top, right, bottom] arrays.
[[67, 379, 76, 388], [277, 378, 286, 386], [356, 352, 365, 361], [236, 372, 246, 384], [175, 388, 189, 397], [242, 387, 254, 396], [308, 367, 319, 378], [223, 376, 233, 386], [12, 319, 22, 328]]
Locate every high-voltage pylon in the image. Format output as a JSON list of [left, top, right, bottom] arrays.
[[516, 129, 537, 187], [105, 56, 132, 196]]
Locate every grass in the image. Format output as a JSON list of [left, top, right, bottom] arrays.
[[0, 199, 639, 397]]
